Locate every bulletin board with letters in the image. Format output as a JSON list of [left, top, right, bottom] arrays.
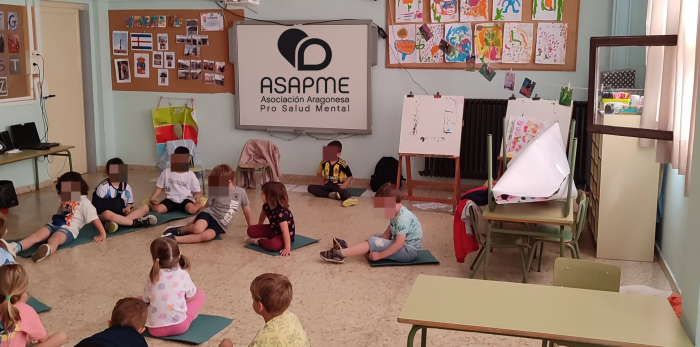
[[0, 5, 32, 100], [108, 9, 243, 94], [386, 0, 580, 71]]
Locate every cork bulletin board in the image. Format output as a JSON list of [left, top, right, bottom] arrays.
[[385, 0, 580, 71], [0, 5, 32, 100], [108, 9, 243, 94]]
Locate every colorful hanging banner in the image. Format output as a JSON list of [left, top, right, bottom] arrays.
[[152, 106, 199, 156]]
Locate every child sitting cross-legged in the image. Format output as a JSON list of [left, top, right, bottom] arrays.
[[94, 158, 156, 234], [162, 164, 253, 243], [0, 263, 67, 347], [320, 183, 423, 264], [218, 273, 309, 347], [307, 141, 358, 207], [6, 172, 107, 262], [245, 182, 296, 256], [147, 147, 204, 215], [74, 297, 149, 347]]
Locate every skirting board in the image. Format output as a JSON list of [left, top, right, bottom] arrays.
[[655, 244, 681, 295], [14, 180, 54, 195]]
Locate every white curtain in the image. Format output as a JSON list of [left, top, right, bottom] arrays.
[[643, 0, 700, 196]]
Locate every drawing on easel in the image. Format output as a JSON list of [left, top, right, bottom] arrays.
[[399, 95, 465, 156], [499, 98, 573, 159]]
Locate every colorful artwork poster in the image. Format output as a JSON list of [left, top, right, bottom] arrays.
[[416, 24, 444, 63], [535, 23, 567, 65], [503, 23, 533, 64], [152, 106, 199, 157], [533, 0, 564, 21], [431, 0, 460, 23], [460, 0, 488, 22], [474, 23, 502, 63], [493, 0, 523, 21], [445, 23, 471, 62], [396, 0, 423, 23], [389, 25, 418, 64], [506, 117, 547, 157]]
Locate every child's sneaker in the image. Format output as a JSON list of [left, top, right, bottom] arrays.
[[200, 197, 208, 206], [342, 198, 358, 207], [332, 237, 348, 250], [162, 225, 183, 237], [328, 192, 341, 200], [138, 215, 158, 227], [105, 222, 119, 234], [319, 248, 344, 263], [244, 236, 261, 245], [31, 244, 51, 263], [0, 240, 18, 257], [161, 233, 175, 240]]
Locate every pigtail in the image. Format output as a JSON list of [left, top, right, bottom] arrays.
[[179, 254, 191, 271], [149, 259, 161, 284], [0, 264, 28, 333], [0, 297, 19, 333]]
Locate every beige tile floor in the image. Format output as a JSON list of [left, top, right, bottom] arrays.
[[3, 171, 672, 347]]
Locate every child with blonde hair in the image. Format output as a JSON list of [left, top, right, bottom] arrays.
[[142, 237, 206, 337], [245, 182, 296, 256], [0, 263, 67, 347]]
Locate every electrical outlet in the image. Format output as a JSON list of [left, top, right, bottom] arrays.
[[30, 53, 42, 75]]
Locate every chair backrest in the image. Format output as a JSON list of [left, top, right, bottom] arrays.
[[467, 205, 486, 247], [553, 258, 621, 292], [572, 190, 588, 242]]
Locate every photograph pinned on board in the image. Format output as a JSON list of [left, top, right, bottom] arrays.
[[8, 12, 18, 31], [173, 15, 183, 27], [519, 78, 536, 97], [504, 71, 515, 91], [158, 15, 167, 28], [153, 51, 164, 68], [418, 23, 433, 41], [186, 19, 198, 35], [150, 15, 159, 28], [190, 69, 202, 80], [8, 35, 19, 54], [175, 35, 189, 44], [157, 33, 168, 50], [438, 39, 454, 56], [0, 12, 4, 31], [134, 53, 149, 78], [479, 63, 496, 81], [165, 52, 175, 69], [191, 35, 209, 46], [142, 15, 151, 28], [0, 35, 4, 54], [0, 77, 7, 97], [125, 16, 134, 28], [178, 70, 190, 80], [133, 16, 142, 28], [200, 12, 224, 31], [131, 33, 153, 51], [10, 57, 19, 75], [464, 54, 476, 71], [203, 60, 215, 72], [559, 86, 573, 106], [178, 59, 190, 71], [190, 60, 202, 70], [112, 31, 129, 55], [114, 59, 131, 83], [204, 73, 215, 85], [158, 69, 168, 86], [214, 74, 224, 86], [184, 45, 200, 57], [215, 62, 225, 73]]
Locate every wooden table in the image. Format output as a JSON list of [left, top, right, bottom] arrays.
[[398, 275, 693, 347], [481, 201, 574, 281], [0, 145, 74, 189]]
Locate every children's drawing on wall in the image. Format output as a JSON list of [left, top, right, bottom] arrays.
[[502, 23, 533, 64], [431, 0, 459, 23], [474, 23, 502, 63], [493, 0, 522, 21], [532, 0, 564, 21], [416, 24, 444, 63], [389, 25, 418, 64], [460, 0, 488, 22], [504, 71, 515, 90], [396, 0, 423, 23], [506, 117, 547, 157], [535, 23, 567, 65], [445, 23, 472, 63]]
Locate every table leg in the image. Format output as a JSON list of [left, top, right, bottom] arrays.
[[67, 151, 73, 171], [396, 156, 403, 187], [33, 157, 39, 190], [407, 325, 421, 347], [406, 156, 413, 197], [541, 340, 549, 347], [421, 327, 427, 347], [483, 220, 492, 280], [560, 225, 565, 257]]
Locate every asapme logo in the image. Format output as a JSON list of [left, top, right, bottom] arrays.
[[260, 28, 351, 114]]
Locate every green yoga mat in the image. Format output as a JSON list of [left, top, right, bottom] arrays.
[[368, 250, 440, 267], [27, 297, 51, 313], [244, 235, 320, 256], [347, 188, 366, 197], [143, 314, 232, 344], [15, 211, 193, 258]]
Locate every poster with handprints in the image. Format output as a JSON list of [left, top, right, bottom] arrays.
[[493, 0, 522, 21], [474, 23, 502, 63], [431, 0, 460, 23], [506, 117, 548, 158], [416, 24, 444, 63], [535, 23, 567, 65], [532, 0, 564, 21], [396, 0, 423, 23], [460, 0, 488, 21], [503, 23, 533, 63], [389, 25, 418, 64], [444, 23, 471, 62]]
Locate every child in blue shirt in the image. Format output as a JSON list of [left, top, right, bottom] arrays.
[[0, 213, 15, 264], [320, 183, 423, 263]]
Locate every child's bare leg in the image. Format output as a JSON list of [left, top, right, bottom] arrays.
[[32, 331, 67, 347], [185, 202, 201, 214], [175, 230, 217, 244], [46, 232, 67, 253], [181, 219, 208, 235], [152, 204, 168, 214], [100, 210, 135, 226], [18, 227, 50, 251], [125, 205, 149, 220], [340, 241, 370, 257], [219, 338, 233, 347]]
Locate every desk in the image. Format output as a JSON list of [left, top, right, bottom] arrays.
[[398, 275, 693, 347], [0, 146, 74, 189], [482, 201, 573, 280]]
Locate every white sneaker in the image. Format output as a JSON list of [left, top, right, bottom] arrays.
[[31, 244, 51, 263], [1, 241, 18, 258]]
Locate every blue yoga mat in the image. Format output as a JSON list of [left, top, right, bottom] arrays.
[[368, 250, 440, 267], [27, 297, 51, 313], [143, 314, 232, 345], [244, 235, 320, 256]]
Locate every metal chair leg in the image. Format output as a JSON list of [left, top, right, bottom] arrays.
[[574, 243, 581, 259], [421, 327, 427, 347], [538, 242, 545, 272], [526, 241, 539, 272], [407, 325, 421, 347], [518, 247, 528, 283], [469, 248, 484, 270], [469, 251, 485, 278], [567, 243, 576, 259]]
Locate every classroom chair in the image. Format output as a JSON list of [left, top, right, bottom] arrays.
[[467, 205, 533, 283], [527, 190, 588, 272], [236, 139, 281, 188], [156, 139, 206, 195], [544, 258, 621, 347]]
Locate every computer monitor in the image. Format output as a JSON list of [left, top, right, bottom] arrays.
[[10, 123, 41, 148]]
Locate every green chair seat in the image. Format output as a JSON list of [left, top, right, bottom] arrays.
[[533, 225, 574, 243]]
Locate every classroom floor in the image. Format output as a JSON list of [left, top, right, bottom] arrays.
[[3, 170, 673, 347]]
